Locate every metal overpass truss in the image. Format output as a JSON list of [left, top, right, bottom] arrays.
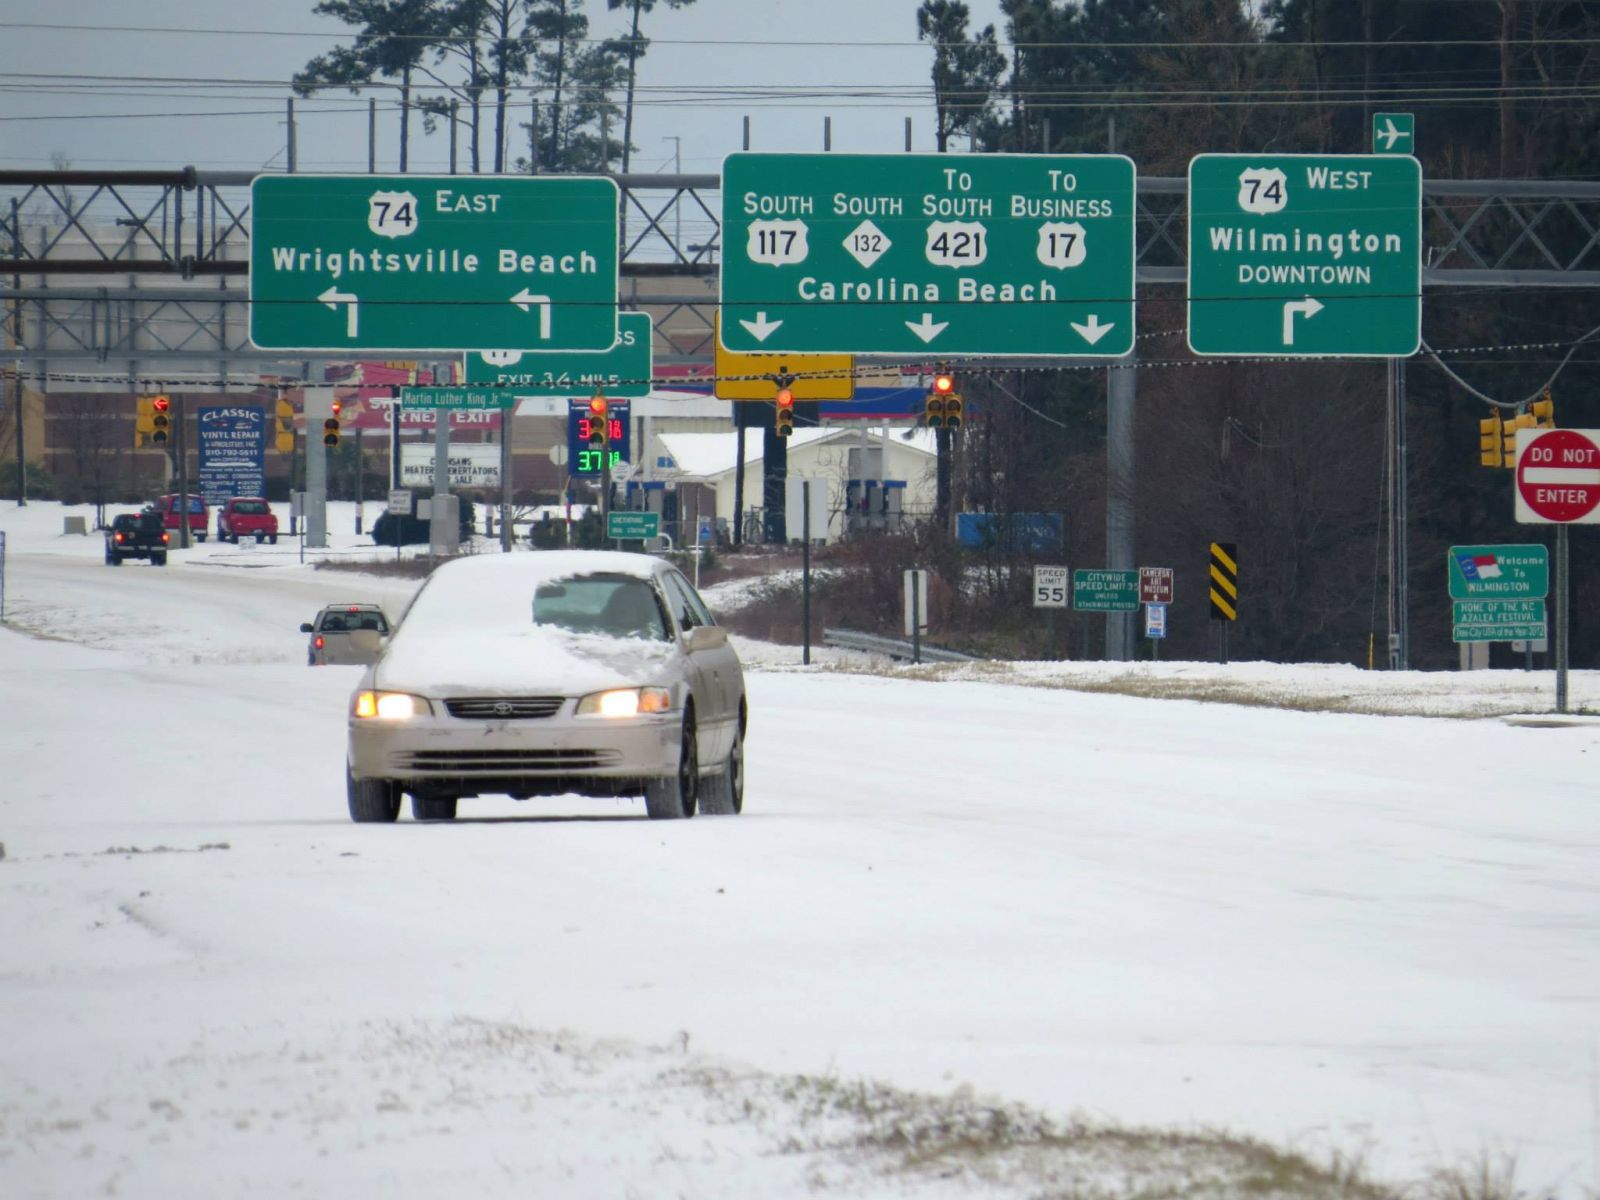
[[4, 169, 1600, 375]]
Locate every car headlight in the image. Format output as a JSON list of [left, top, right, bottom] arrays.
[[575, 686, 673, 718], [352, 690, 432, 720]]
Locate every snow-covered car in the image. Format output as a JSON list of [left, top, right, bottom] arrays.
[[301, 603, 391, 666], [344, 551, 746, 824]]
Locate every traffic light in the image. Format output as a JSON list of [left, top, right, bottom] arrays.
[[1503, 411, 1536, 465], [774, 387, 795, 437], [150, 395, 171, 445], [134, 396, 155, 447], [1478, 414, 1503, 468], [587, 392, 610, 449], [927, 370, 957, 430], [943, 388, 963, 431], [275, 396, 295, 455], [322, 399, 341, 447], [1533, 389, 1555, 429]]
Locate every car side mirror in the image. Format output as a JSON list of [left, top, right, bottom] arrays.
[[685, 625, 728, 652], [299, 622, 314, 633]]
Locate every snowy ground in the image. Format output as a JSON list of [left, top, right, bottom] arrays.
[[2, 501, 1598, 1199]]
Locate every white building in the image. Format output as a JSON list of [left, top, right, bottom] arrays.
[[657, 425, 937, 543]]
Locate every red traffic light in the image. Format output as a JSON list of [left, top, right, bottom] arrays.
[[151, 395, 170, 412], [330, 399, 342, 415], [932, 373, 954, 395], [775, 388, 795, 410], [589, 392, 609, 418]]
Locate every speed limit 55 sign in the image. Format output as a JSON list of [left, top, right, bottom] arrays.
[[1034, 565, 1069, 608]]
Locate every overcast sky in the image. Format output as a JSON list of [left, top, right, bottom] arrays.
[[1, 0, 1010, 176]]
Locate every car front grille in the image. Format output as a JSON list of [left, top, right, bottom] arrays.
[[444, 696, 565, 720], [400, 748, 621, 773]]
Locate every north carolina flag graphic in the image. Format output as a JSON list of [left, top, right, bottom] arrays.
[[1456, 552, 1502, 580]]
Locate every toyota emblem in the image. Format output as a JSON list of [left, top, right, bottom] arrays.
[[492, 701, 513, 716]]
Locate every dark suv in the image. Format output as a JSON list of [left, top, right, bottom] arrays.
[[105, 511, 169, 566]]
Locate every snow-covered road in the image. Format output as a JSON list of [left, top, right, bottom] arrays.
[[2, 503, 1597, 1199]]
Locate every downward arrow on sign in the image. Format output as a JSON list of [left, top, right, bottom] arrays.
[[739, 311, 783, 342], [1070, 314, 1115, 345], [905, 313, 948, 344]]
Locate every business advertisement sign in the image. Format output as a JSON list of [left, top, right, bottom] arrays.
[[399, 443, 500, 488], [196, 405, 267, 503]]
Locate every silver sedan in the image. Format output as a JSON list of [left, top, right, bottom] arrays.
[[345, 550, 745, 823]]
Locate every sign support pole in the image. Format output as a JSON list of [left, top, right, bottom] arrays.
[[1556, 523, 1570, 713], [499, 408, 513, 553], [802, 480, 812, 666]]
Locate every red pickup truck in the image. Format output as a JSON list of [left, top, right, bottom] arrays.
[[152, 493, 209, 543], [216, 496, 280, 544]]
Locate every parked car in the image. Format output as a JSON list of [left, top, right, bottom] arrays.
[[151, 493, 208, 542], [344, 550, 746, 824], [301, 604, 391, 667], [216, 496, 279, 544], [104, 511, 169, 566]]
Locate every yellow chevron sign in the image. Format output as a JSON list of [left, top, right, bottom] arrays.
[[1209, 541, 1238, 622]]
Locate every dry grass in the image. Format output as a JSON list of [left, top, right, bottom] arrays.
[[675, 1065, 1404, 1199]]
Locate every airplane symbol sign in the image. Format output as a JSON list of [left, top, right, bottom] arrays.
[[1372, 112, 1415, 155]]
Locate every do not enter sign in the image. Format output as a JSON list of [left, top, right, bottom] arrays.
[[1515, 427, 1600, 524]]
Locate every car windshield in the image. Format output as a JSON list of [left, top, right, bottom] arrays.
[[534, 576, 669, 641], [319, 609, 386, 634]]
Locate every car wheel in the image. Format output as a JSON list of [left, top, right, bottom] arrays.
[[105, 551, 119, 565], [255, 533, 265, 543], [197, 533, 207, 543], [644, 711, 698, 820], [347, 765, 400, 823], [269, 534, 278, 545], [411, 794, 457, 822], [151, 553, 167, 566], [699, 723, 743, 816]]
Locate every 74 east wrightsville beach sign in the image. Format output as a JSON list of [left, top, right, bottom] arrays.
[[249, 174, 619, 353]]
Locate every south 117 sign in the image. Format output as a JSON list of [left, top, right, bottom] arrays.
[[1187, 154, 1421, 357], [721, 153, 1135, 357]]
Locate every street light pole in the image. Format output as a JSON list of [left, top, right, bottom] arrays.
[[663, 136, 681, 253]]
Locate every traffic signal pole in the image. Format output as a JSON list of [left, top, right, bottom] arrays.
[[1105, 350, 1137, 661]]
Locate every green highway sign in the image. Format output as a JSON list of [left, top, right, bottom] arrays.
[[1452, 599, 1547, 643], [606, 511, 659, 540], [1372, 113, 1415, 155], [249, 174, 619, 353], [399, 387, 517, 410], [720, 152, 1136, 357], [1072, 569, 1140, 612], [1446, 544, 1548, 599], [464, 312, 652, 397], [1187, 154, 1421, 357]]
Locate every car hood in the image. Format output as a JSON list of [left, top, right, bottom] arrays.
[[372, 625, 677, 697]]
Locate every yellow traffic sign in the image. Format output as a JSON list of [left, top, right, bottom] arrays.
[[714, 312, 854, 401]]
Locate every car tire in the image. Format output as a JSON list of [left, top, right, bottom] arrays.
[[269, 534, 278, 545], [106, 551, 120, 565], [699, 723, 743, 816], [645, 711, 698, 820], [151, 553, 167, 566], [255, 533, 265, 544], [411, 794, 457, 822], [347, 766, 401, 823], [196, 533, 207, 543]]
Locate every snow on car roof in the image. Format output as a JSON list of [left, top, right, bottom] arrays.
[[377, 551, 675, 695]]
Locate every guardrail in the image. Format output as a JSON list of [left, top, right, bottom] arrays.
[[822, 627, 984, 664]]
